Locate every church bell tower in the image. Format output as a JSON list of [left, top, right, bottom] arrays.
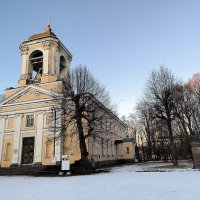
[[18, 20, 72, 87]]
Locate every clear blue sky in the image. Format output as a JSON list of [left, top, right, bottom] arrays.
[[1, 0, 200, 117]]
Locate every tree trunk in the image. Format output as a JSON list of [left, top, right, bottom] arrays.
[[146, 126, 152, 160], [76, 115, 88, 160], [180, 118, 193, 158], [167, 119, 178, 166], [74, 97, 89, 165]]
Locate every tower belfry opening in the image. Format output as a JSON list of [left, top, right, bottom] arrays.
[[28, 50, 43, 83], [60, 56, 67, 80]]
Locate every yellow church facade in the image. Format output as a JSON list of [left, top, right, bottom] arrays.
[[0, 23, 135, 171]]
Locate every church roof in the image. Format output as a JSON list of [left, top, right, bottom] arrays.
[[28, 24, 58, 41]]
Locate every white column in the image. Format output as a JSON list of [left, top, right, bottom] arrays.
[[12, 114, 23, 165], [55, 110, 61, 162], [56, 49, 60, 77], [51, 48, 55, 75], [43, 50, 49, 75], [20, 46, 28, 78], [43, 42, 51, 75], [35, 112, 44, 163], [21, 54, 28, 75], [0, 116, 7, 163]]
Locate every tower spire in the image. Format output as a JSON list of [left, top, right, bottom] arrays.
[[47, 17, 51, 26], [45, 17, 52, 32]]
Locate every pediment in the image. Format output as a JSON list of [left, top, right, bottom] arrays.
[[13, 90, 50, 103], [1, 85, 62, 106]]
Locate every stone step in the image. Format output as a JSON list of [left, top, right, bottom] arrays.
[[0, 165, 61, 176]]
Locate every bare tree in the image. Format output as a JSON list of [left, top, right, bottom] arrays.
[[187, 73, 200, 101], [134, 69, 200, 163], [185, 74, 200, 135], [144, 66, 182, 166], [121, 114, 137, 138], [54, 65, 116, 165], [136, 99, 155, 160]]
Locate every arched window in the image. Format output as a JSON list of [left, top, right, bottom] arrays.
[[126, 147, 130, 154], [60, 56, 67, 80], [28, 50, 43, 83], [45, 141, 52, 158], [5, 143, 12, 161]]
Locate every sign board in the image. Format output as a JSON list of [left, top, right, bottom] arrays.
[[61, 155, 70, 171]]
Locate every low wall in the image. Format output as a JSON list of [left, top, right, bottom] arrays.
[[95, 159, 135, 168], [191, 136, 200, 169]]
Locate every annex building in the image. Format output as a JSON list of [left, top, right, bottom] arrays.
[[0, 22, 135, 172]]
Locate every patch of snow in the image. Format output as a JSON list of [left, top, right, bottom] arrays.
[[0, 161, 199, 200], [110, 160, 196, 173]]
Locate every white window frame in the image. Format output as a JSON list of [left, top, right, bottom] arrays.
[[25, 114, 34, 128], [5, 116, 15, 131]]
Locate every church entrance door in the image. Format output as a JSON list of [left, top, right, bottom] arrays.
[[21, 137, 35, 165]]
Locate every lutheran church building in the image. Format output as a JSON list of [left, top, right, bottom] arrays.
[[0, 23, 135, 170]]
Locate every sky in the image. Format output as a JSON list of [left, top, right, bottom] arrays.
[[1, 0, 200, 117]]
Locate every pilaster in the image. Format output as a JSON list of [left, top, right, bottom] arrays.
[[42, 41, 51, 75], [12, 114, 23, 165], [55, 109, 62, 162], [20, 46, 29, 78], [0, 116, 7, 164], [35, 111, 44, 163], [56, 45, 61, 78]]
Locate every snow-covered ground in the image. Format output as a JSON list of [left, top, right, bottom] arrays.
[[0, 161, 199, 200]]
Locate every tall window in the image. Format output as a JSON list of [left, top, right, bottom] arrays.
[[113, 142, 116, 156], [5, 143, 12, 161], [92, 139, 98, 156], [60, 56, 67, 80], [106, 121, 109, 131], [127, 147, 130, 154], [26, 115, 34, 127], [45, 142, 52, 158], [107, 140, 111, 156], [101, 138, 104, 156], [111, 141, 113, 156], [7, 117, 14, 129]]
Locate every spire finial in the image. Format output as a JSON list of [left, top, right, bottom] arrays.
[[45, 17, 52, 32], [48, 17, 51, 26]]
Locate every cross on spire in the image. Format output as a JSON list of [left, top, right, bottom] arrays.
[[48, 17, 51, 26], [45, 17, 52, 32]]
